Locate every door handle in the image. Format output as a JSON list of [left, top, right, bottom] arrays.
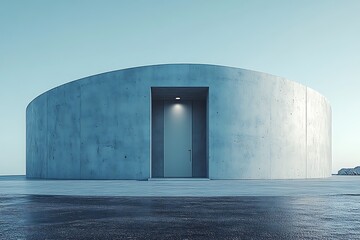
[[188, 149, 192, 162]]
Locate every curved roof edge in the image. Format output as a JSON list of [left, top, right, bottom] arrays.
[[26, 63, 330, 110]]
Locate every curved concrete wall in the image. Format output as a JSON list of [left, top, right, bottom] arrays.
[[26, 64, 332, 179]]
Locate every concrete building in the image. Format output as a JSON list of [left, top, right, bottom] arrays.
[[26, 64, 332, 179]]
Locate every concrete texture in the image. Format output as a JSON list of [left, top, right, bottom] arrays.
[[26, 64, 332, 179]]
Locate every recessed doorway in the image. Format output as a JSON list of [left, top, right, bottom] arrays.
[[151, 87, 208, 178]]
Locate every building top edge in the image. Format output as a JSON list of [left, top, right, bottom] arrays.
[[26, 63, 330, 109]]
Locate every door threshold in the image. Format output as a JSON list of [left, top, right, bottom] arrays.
[[148, 178, 210, 181]]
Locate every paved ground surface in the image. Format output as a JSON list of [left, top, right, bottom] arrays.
[[0, 194, 359, 240], [1, 176, 359, 239], [0, 175, 359, 196]]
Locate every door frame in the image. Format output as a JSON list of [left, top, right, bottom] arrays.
[[150, 87, 209, 179]]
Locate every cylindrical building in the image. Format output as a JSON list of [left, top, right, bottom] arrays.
[[26, 64, 331, 179]]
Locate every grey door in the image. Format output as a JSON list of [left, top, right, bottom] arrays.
[[164, 101, 192, 177]]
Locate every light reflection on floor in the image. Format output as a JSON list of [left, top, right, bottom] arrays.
[[0, 195, 359, 239]]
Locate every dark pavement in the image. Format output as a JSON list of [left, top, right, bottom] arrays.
[[0, 195, 359, 239]]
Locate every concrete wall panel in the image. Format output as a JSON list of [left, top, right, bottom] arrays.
[[47, 83, 81, 179], [80, 77, 150, 179], [209, 71, 272, 179], [26, 64, 331, 179], [270, 79, 307, 179], [307, 88, 332, 178], [26, 95, 47, 178]]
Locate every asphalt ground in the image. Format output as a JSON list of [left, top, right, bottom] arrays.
[[0, 194, 359, 240]]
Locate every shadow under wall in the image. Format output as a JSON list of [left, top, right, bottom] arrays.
[[151, 99, 207, 178]]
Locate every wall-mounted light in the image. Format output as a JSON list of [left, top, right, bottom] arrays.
[[175, 97, 180, 100]]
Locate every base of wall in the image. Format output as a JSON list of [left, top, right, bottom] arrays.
[[148, 178, 210, 181]]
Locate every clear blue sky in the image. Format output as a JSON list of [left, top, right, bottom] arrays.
[[1, 0, 359, 175]]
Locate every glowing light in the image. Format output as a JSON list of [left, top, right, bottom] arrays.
[[175, 97, 180, 100]]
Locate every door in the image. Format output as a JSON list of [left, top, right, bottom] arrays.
[[164, 101, 192, 177]]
